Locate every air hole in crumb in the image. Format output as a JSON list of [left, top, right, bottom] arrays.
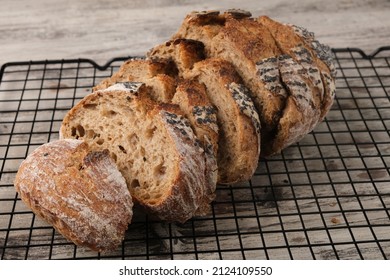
[[76, 125, 85, 137], [86, 129, 95, 138], [111, 152, 117, 161], [102, 109, 118, 117], [83, 103, 97, 109], [154, 163, 166, 176], [118, 145, 127, 154], [96, 139, 104, 145], [145, 126, 157, 138], [130, 179, 140, 189], [71, 127, 77, 137]]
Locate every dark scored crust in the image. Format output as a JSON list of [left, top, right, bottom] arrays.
[[173, 10, 336, 157]]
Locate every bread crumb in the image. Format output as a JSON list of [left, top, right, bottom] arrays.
[[331, 217, 341, 224]]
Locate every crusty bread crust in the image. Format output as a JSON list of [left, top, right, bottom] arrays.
[[14, 139, 133, 252]]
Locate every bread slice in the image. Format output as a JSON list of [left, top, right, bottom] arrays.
[[60, 83, 207, 223], [172, 79, 218, 214], [14, 139, 133, 252], [184, 58, 261, 184]]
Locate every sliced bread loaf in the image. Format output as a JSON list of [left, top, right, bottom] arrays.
[[60, 82, 207, 223]]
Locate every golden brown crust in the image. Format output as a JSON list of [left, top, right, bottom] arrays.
[[14, 139, 133, 252]]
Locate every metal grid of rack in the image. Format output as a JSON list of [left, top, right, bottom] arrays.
[[0, 48, 389, 259]]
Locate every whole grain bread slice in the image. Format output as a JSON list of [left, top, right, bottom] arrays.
[[60, 82, 207, 223], [184, 58, 261, 184], [172, 79, 218, 214]]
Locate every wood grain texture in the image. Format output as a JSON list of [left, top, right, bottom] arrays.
[[1, 0, 389, 67]]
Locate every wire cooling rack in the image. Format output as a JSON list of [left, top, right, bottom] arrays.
[[0, 47, 389, 260]]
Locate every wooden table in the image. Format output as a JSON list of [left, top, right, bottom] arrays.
[[1, 0, 390, 260], [1, 0, 390, 66]]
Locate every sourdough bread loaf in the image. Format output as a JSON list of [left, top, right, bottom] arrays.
[[14, 139, 133, 252], [60, 82, 208, 223], [15, 10, 336, 251]]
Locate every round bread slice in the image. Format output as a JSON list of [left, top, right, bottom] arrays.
[[184, 58, 261, 184], [14, 139, 133, 252], [172, 79, 218, 215], [60, 82, 207, 223]]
